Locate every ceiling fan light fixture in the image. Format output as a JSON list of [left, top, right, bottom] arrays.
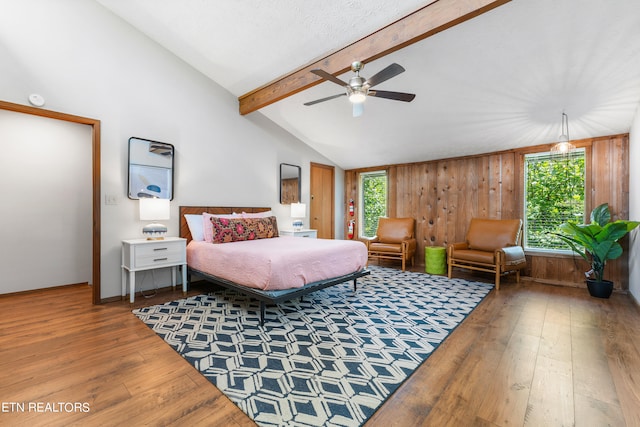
[[305, 61, 415, 114], [348, 90, 366, 104]]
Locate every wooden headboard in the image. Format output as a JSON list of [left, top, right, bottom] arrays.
[[179, 206, 271, 243]]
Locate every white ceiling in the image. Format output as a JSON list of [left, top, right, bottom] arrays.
[[97, 0, 640, 170]]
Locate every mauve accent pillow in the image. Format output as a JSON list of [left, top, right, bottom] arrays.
[[210, 216, 279, 244], [202, 212, 239, 243]]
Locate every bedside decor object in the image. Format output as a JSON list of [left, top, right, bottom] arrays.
[[553, 203, 639, 298], [291, 202, 306, 230], [140, 198, 170, 240]]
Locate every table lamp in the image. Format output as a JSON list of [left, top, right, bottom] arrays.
[[291, 202, 306, 231], [139, 198, 170, 239]]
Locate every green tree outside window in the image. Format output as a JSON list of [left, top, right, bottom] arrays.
[[360, 171, 387, 238], [524, 150, 585, 250]]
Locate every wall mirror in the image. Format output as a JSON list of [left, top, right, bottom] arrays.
[[128, 137, 174, 200], [280, 163, 301, 204]]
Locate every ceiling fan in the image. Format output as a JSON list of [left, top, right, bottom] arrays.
[[304, 61, 416, 117]]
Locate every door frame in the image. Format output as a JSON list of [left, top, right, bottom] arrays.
[[310, 162, 335, 239], [0, 100, 101, 304]]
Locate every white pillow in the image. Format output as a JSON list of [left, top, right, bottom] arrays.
[[240, 210, 273, 218], [184, 214, 205, 241]]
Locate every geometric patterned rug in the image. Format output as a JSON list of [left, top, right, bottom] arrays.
[[132, 266, 493, 426]]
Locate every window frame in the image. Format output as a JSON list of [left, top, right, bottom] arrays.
[[522, 147, 588, 254], [358, 170, 388, 238]]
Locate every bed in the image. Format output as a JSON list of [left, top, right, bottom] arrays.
[[179, 206, 370, 325]]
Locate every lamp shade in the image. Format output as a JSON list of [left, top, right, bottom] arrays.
[[139, 198, 170, 220], [291, 202, 306, 230], [139, 198, 170, 239], [348, 91, 366, 104], [291, 202, 306, 218]]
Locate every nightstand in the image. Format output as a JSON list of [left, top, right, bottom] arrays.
[[121, 237, 187, 303], [280, 229, 318, 238]]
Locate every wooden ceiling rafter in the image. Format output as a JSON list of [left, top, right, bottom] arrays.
[[238, 0, 511, 115]]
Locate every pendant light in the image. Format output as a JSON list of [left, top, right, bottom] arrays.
[[550, 112, 576, 155]]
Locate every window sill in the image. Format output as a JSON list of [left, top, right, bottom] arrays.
[[524, 248, 580, 258]]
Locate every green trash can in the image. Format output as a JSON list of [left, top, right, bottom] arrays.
[[425, 246, 446, 275]]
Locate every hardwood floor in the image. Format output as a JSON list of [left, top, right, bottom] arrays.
[[1, 274, 639, 426]]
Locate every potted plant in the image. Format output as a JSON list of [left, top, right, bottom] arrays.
[[553, 203, 639, 298]]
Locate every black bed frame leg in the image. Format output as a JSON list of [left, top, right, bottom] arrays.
[[353, 278, 358, 291], [260, 301, 265, 326]]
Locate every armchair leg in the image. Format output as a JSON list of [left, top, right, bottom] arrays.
[[495, 271, 500, 291]]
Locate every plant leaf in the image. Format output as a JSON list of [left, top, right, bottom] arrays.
[[597, 222, 631, 243], [591, 203, 611, 227], [591, 240, 622, 262]]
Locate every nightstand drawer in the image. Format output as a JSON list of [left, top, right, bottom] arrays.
[[135, 241, 184, 257], [280, 229, 317, 238], [135, 252, 185, 268]]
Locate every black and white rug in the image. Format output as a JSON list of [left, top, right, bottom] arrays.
[[133, 266, 493, 426]]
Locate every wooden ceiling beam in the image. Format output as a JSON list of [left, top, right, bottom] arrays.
[[238, 0, 510, 115]]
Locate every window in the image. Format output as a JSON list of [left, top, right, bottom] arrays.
[[359, 171, 387, 238], [523, 149, 586, 251]]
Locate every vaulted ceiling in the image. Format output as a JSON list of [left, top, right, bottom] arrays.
[[97, 0, 640, 170]]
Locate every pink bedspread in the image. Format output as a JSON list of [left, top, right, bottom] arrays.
[[187, 237, 368, 291]]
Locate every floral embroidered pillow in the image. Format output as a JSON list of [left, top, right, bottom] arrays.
[[209, 216, 279, 243], [202, 212, 238, 243]]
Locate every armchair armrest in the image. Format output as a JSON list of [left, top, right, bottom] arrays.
[[449, 242, 469, 250], [402, 238, 417, 253], [447, 242, 469, 256], [362, 236, 379, 249], [497, 246, 526, 267]]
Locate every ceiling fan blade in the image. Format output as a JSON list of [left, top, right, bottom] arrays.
[[365, 63, 405, 88], [303, 93, 346, 106], [353, 102, 364, 117], [311, 69, 349, 87], [369, 90, 416, 102]]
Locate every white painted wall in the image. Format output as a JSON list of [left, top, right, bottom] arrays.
[[0, 110, 92, 293], [628, 103, 640, 303], [0, 0, 342, 299]]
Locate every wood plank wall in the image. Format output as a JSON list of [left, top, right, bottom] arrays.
[[344, 134, 631, 290]]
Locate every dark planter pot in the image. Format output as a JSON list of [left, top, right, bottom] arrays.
[[586, 279, 614, 299]]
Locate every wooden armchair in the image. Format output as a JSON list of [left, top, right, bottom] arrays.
[[447, 218, 527, 290], [364, 217, 416, 271]]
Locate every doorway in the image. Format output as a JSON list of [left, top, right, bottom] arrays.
[[310, 162, 335, 239], [0, 100, 101, 303]]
